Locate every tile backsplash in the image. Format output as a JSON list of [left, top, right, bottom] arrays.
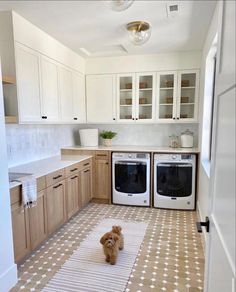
[[6, 123, 198, 167]]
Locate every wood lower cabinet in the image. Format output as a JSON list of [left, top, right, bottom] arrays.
[[81, 167, 92, 207], [95, 158, 110, 200], [10, 159, 93, 263], [46, 180, 66, 235], [66, 173, 81, 219], [11, 201, 31, 263], [28, 190, 47, 250]]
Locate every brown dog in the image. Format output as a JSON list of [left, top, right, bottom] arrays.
[[100, 232, 119, 265], [112, 225, 124, 251]]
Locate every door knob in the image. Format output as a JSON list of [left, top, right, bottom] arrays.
[[196, 217, 210, 233]]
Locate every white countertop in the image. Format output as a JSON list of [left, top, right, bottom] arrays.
[[9, 154, 92, 189], [62, 145, 200, 153]]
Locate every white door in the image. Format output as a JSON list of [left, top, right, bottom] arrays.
[[86, 74, 116, 123], [40, 56, 60, 122], [72, 72, 86, 123], [15, 44, 41, 122], [204, 1, 235, 291], [59, 66, 73, 123]]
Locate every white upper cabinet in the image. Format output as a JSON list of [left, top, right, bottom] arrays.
[[156, 70, 199, 122], [117, 73, 155, 122], [72, 72, 86, 123], [40, 56, 60, 122], [58, 66, 73, 122], [86, 74, 116, 123], [136, 72, 156, 122], [117, 73, 136, 122], [15, 44, 42, 122], [156, 71, 178, 121], [14, 43, 86, 124], [177, 70, 199, 122]]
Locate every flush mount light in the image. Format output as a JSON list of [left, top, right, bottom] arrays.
[[126, 21, 152, 46], [107, 0, 134, 12]]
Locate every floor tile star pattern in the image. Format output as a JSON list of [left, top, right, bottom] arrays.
[[10, 203, 205, 292]]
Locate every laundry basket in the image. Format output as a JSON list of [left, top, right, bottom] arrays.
[[79, 129, 98, 147]]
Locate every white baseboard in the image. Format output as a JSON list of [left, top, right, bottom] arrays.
[[0, 263, 18, 292], [196, 200, 207, 253]]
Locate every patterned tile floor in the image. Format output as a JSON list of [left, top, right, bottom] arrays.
[[11, 203, 205, 292]]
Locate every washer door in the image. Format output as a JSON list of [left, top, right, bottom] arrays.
[[157, 163, 193, 197], [115, 161, 147, 194]]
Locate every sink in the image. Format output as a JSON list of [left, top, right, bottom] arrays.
[[9, 172, 33, 183]]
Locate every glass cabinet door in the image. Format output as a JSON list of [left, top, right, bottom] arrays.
[[157, 72, 177, 120], [117, 74, 135, 121], [136, 73, 155, 121], [177, 71, 199, 120]]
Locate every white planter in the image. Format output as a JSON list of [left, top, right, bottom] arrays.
[[103, 139, 112, 147]]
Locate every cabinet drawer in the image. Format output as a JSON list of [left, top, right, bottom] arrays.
[[46, 168, 65, 187], [95, 151, 109, 160], [81, 159, 92, 169], [10, 186, 21, 205], [37, 176, 46, 192], [65, 163, 81, 177]]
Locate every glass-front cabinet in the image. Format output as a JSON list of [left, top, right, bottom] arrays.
[[177, 70, 199, 121], [117, 73, 155, 122], [136, 73, 155, 122], [157, 70, 199, 122], [157, 72, 177, 121], [117, 73, 135, 121]]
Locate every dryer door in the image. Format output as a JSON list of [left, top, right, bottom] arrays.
[[156, 163, 193, 197], [115, 161, 147, 194]]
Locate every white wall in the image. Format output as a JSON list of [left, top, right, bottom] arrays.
[[78, 123, 199, 147], [197, 3, 220, 225], [0, 61, 17, 292], [12, 12, 85, 74], [6, 123, 198, 167], [6, 124, 77, 167], [86, 51, 201, 74]]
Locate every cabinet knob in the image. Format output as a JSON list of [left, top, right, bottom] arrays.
[[42, 116, 47, 119], [173, 117, 176, 120], [132, 118, 134, 120], [177, 117, 180, 120], [74, 117, 78, 120], [136, 118, 138, 120], [113, 118, 116, 121]]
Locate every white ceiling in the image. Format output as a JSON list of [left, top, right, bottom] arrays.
[[0, 0, 216, 58]]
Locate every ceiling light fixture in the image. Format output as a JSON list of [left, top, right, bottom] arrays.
[[126, 21, 152, 46], [107, 0, 134, 12]]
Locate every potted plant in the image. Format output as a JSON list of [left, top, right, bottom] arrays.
[[100, 131, 117, 147]]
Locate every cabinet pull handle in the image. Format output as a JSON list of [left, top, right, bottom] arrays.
[[83, 162, 90, 167], [53, 174, 62, 180], [70, 168, 78, 172], [53, 183, 62, 189], [71, 175, 78, 180], [84, 169, 90, 173], [97, 154, 107, 157], [74, 118, 78, 120], [106, 162, 109, 165], [42, 116, 47, 119]]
